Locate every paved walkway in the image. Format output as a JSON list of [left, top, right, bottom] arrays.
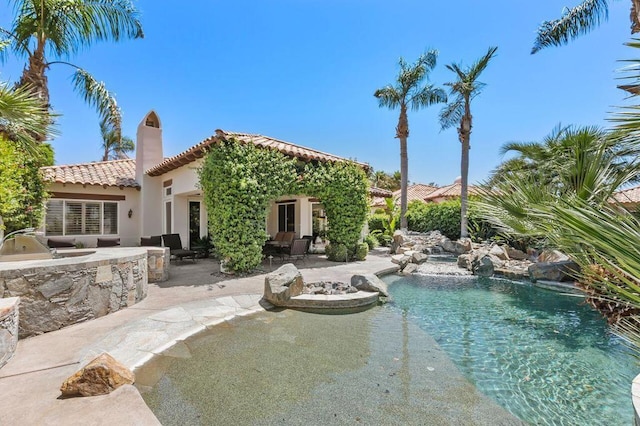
[[0, 252, 397, 425]]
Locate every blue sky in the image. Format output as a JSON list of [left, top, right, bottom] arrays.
[[0, 1, 634, 185]]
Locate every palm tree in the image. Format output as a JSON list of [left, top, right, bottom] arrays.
[[374, 51, 446, 230], [532, 0, 640, 54], [439, 47, 497, 238], [0, 80, 52, 149], [99, 119, 134, 161], [1, 0, 143, 141]]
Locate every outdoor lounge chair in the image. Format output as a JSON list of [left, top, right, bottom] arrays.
[[140, 235, 162, 246], [47, 237, 76, 248], [162, 233, 197, 262], [97, 237, 120, 247], [282, 238, 309, 262]]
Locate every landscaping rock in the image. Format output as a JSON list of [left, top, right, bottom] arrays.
[[506, 247, 527, 261], [263, 264, 303, 306], [351, 274, 389, 297], [538, 249, 570, 263], [489, 245, 509, 261], [472, 255, 495, 277], [390, 254, 410, 267], [528, 261, 580, 282], [60, 353, 134, 397], [401, 263, 419, 275], [455, 238, 472, 254], [411, 252, 429, 264], [0, 297, 19, 370], [457, 254, 471, 269], [439, 238, 456, 253]]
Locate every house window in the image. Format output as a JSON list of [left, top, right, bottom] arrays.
[[278, 203, 295, 232], [45, 200, 118, 236]]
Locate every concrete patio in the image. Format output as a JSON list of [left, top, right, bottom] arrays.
[[0, 252, 397, 425]]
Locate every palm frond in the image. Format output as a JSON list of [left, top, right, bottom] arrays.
[[532, 0, 608, 54], [410, 85, 446, 111], [374, 85, 402, 109], [12, 0, 143, 57], [439, 96, 463, 130], [72, 68, 121, 137], [0, 81, 55, 149]]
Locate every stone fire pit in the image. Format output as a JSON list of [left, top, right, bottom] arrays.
[[263, 264, 388, 310]]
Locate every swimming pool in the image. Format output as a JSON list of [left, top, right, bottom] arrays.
[[386, 274, 637, 425], [137, 275, 637, 425]]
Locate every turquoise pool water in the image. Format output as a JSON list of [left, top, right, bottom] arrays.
[[385, 274, 638, 425]]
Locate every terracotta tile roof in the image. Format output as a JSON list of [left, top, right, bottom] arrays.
[[371, 184, 438, 207], [396, 184, 439, 202], [612, 185, 640, 204], [41, 159, 139, 189], [146, 129, 369, 177], [424, 181, 480, 201], [369, 186, 393, 198]]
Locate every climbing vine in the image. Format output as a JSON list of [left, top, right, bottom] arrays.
[[199, 139, 298, 273], [302, 161, 369, 261], [199, 138, 369, 273], [0, 138, 53, 233]]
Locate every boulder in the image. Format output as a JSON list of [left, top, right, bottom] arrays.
[[472, 255, 495, 277], [401, 263, 419, 275], [351, 274, 389, 297], [390, 230, 405, 253], [528, 261, 580, 282], [457, 254, 471, 270], [455, 238, 472, 254], [60, 353, 134, 397], [537, 249, 570, 263], [506, 247, 527, 261], [411, 252, 429, 264], [440, 238, 456, 253], [489, 245, 509, 260], [263, 264, 304, 306], [390, 254, 410, 267]]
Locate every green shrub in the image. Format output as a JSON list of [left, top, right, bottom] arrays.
[[325, 243, 348, 261], [405, 198, 498, 241], [355, 242, 368, 261], [368, 213, 387, 232], [371, 229, 392, 246], [364, 233, 379, 249]]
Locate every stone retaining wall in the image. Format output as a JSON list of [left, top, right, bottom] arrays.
[[0, 248, 149, 338], [147, 247, 169, 283], [0, 297, 18, 369]]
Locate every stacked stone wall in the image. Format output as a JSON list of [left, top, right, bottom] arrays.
[[0, 297, 19, 369], [0, 249, 149, 338]]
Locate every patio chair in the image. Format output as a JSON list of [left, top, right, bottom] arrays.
[[97, 237, 120, 247], [47, 237, 76, 248], [140, 236, 162, 246], [161, 233, 197, 262], [301, 235, 314, 257], [282, 238, 309, 263]]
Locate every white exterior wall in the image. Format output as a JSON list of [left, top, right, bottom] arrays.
[[44, 182, 141, 247]]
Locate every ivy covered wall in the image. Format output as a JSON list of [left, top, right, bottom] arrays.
[[198, 138, 369, 273]]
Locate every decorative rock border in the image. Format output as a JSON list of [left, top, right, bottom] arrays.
[[0, 248, 150, 338], [263, 264, 386, 309], [0, 297, 18, 369]]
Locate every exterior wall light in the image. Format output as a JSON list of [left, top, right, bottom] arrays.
[[128, 209, 133, 218]]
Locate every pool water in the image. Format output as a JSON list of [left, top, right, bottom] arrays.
[[385, 274, 638, 425]]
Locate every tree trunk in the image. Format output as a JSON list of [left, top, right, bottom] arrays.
[[458, 97, 472, 239], [17, 40, 49, 142], [396, 104, 409, 231], [631, 0, 640, 33]]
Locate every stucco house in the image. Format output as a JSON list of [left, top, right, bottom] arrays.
[[40, 111, 379, 249]]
